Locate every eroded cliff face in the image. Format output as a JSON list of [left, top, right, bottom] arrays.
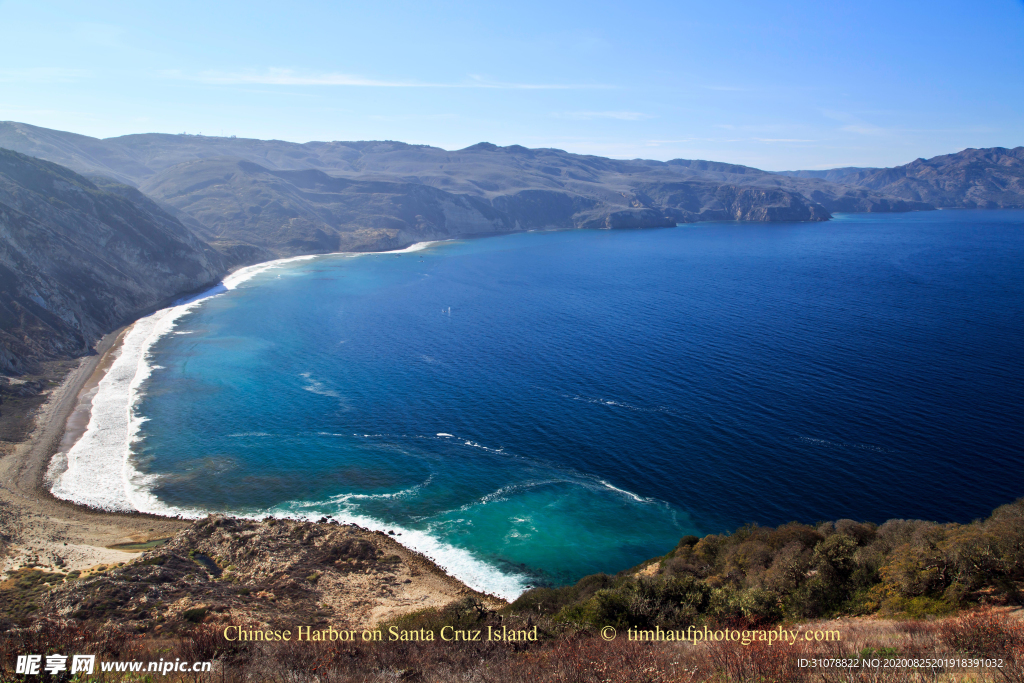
[[0, 149, 226, 374], [0, 125, 853, 259], [133, 158, 832, 256]]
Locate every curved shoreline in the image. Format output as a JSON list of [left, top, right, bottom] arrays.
[[48, 253, 324, 513], [0, 247, 434, 574], [0, 327, 189, 574], [0, 330, 508, 619], [9, 240, 524, 600], [48, 241, 448, 514]]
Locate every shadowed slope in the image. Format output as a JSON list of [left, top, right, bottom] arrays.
[[135, 156, 834, 256], [0, 149, 225, 374]]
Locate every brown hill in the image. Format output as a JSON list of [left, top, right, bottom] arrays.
[[780, 146, 1024, 208], [135, 156, 834, 257], [1, 122, 941, 258]]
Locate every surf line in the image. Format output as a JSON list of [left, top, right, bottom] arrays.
[[48, 243, 444, 512], [44, 240, 530, 599]]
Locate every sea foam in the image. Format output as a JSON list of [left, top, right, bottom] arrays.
[[48, 242, 532, 600], [269, 499, 529, 600], [49, 254, 318, 512]]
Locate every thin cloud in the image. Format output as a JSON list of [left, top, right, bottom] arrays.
[[754, 138, 816, 143], [553, 111, 653, 121], [799, 162, 866, 170], [465, 74, 610, 90], [0, 68, 92, 83], [841, 124, 889, 136], [644, 138, 708, 146], [821, 109, 891, 137], [0, 105, 99, 119], [163, 68, 609, 90], [368, 113, 459, 122]]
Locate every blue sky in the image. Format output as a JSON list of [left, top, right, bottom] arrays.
[[1, 0, 1021, 170]]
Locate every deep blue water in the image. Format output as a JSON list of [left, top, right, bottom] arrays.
[[135, 210, 1024, 590]]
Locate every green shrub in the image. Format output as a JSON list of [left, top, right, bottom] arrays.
[[385, 597, 491, 637], [182, 608, 208, 623]]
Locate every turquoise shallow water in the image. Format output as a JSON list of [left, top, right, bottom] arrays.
[[132, 211, 1024, 592]]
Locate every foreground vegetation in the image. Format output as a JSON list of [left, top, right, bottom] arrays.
[[1, 500, 1022, 681]]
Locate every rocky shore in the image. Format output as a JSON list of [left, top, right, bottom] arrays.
[[4, 514, 502, 633]]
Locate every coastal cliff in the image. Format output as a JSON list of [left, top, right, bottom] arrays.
[[132, 158, 831, 257]]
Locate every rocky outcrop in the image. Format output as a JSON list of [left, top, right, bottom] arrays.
[[0, 149, 226, 374], [36, 515, 499, 631]]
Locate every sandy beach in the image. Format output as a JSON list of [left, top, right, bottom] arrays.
[[0, 254, 504, 622], [0, 327, 188, 574], [0, 328, 503, 623]]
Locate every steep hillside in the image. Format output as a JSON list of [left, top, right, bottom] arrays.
[[780, 147, 1024, 208], [0, 149, 225, 375]]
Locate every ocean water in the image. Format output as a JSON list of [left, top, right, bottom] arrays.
[[98, 211, 1024, 595]]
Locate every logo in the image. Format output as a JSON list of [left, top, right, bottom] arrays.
[[15, 654, 95, 675]]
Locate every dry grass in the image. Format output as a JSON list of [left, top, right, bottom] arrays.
[[1, 608, 1021, 682]]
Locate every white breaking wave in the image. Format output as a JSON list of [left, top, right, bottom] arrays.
[[564, 392, 681, 416], [797, 436, 895, 454], [47, 240, 533, 600], [471, 479, 566, 507], [597, 479, 652, 504], [49, 246, 438, 512], [327, 474, 434, 502], [299, 371, 343, 398], [348, 240, 444, 257], [49, 254, 319, 512], [269, 496, 528, 600], [382, 241, 442, 253]]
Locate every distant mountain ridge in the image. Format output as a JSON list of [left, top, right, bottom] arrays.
[[1, 122, 938, 258], [1, 122, 1019, 375], [778, 147, 1024, 209]]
